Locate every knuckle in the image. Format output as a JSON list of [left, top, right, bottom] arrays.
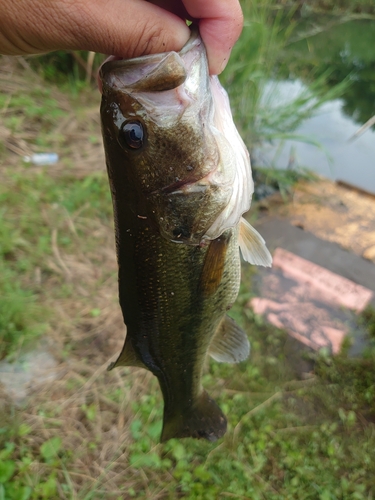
[[127, 21, 166, 58]]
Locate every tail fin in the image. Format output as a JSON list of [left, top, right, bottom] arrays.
[[160, 390, 227, 442]]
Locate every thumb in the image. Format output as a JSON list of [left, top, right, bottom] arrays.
[[0, 0, 190, 57]]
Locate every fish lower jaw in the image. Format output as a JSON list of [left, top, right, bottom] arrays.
[[151, 177, 208, 196]]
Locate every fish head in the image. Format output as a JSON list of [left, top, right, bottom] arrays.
[[100, 29, 253, 244]]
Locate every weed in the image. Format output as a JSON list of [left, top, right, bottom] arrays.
[[253, 165, 318, 199], [222, 0, 348, 154], [358, 306, 375, 339], [300, 0, 375, 15], [30, 51, 105, 87]]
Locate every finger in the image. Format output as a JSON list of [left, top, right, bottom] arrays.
[[0, 0, 191, 58], [148, 0, 190, 20], [77, 0, 191, 58], [182, 0, 243, 74]]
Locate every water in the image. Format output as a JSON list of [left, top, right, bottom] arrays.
[[258, 80, 375, 194], [259, 18, 375, 194]]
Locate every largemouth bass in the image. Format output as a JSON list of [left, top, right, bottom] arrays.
[[100, 28, 272, 442]]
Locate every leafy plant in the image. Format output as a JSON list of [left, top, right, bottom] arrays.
[[222, 0, 349, 153], [253, 164, 318, 199], [30, 51, 105, 87]]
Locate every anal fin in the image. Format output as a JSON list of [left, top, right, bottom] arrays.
[[107, 336, 146, 371], [239, 217, 272, 267], [209, 315, 250, 364]]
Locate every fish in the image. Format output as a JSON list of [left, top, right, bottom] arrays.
[[99, 28, 272, 443]]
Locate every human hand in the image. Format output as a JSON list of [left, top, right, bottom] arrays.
[[153, 0, 244, 74], [180, 0, 244, 74], [0, 0, 242, 75]]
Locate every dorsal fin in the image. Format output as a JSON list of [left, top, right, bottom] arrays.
[[238, 217, 272, 267], [209, 315, 250, 364]]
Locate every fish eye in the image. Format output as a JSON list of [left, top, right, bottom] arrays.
[[120, 120, 145, 149]]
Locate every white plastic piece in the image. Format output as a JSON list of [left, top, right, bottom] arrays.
[[23, 153, 59, 165]]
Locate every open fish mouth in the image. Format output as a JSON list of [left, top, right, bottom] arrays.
[[97, 55, 120, 93], [99, 52, 184, 94], [98, 29, 208, 98], [99, 30, 203, 94]]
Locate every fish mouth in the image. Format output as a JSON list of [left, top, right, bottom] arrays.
[[99, 28, 201, 94], [156, 176, 200, 195], [149, 166, 217, 197], [97, 55, 120, 93]]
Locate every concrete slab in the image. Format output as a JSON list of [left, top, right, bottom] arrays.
[[262, 179, 375, 262], [255, 217, 375, 302], [249, 215, 375, 373]]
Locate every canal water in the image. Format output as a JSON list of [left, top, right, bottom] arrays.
[[258, 18, 375, 194]]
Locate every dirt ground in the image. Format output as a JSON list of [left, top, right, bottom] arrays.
[[259, 178, 375, 262]]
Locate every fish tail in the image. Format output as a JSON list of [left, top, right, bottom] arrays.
[[160, 390, 227, 442]]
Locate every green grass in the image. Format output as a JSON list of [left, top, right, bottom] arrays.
[[0, 164, 112, 359], [301, 0, 375, 14], [253, 165, 318, 199], [0, 57, 113, 360], [222, 0, 349, 153]]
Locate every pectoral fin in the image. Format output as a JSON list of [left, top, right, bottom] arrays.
[[239, 217, 272, 267], [199, 234, 229, 296], [209, 315, 250, 364], [107, 336, 146, 371]]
